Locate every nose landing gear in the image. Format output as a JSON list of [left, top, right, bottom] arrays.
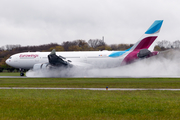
[[20, 72, 25, 76], [19, 68, 25, 76]]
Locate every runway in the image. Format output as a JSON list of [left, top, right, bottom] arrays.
[[1, 87, 180, 91], [1, 76, 180, 78]]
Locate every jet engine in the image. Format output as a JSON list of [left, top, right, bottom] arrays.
[[32, 62, 72, 71], [32, 49, 73, 71], [137, 49, 151, 58], [33, 63, 52, 70]]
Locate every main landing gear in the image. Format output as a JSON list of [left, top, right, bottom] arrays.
[[19, 68, 25, 76]]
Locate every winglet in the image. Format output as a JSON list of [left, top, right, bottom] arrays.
[[50, 49, 56, 55], [145, 20, 163, 34]]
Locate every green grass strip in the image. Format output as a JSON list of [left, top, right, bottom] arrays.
[[0, 78, 180, 88], [0, 72, 20, 76], [0, 90, 180, 120]]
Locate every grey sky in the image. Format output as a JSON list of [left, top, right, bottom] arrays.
[[0, 0, 180, 47]]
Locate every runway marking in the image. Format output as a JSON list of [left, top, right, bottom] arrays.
[[1, 87, 180, 91]]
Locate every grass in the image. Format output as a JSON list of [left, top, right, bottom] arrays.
[[0, 78, 180, 119], [0, 72, 20, 76], [0, 78, 180, 88], [0, 89, 180, 120]]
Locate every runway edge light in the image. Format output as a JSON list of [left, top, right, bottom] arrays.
[[106, 86, 108, 90]]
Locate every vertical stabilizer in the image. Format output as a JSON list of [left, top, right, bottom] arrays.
[[130, 20, 163, 51], [121, 20, 163, 65]]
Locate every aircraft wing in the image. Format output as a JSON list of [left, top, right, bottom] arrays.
[[48, 49, 70, 67], [48, 49, 92, 68]]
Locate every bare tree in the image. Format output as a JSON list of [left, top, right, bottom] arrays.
[[5, 44, 21, 50], [88, 39, 106, 48], [157, 40, 172, 48], [110, 44, 118, 50], [172, 40, 180, 48]]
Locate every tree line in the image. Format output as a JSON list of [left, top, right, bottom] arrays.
[[0, 39, 178, 72]]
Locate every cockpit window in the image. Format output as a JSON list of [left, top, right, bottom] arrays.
[[9, 57, 12, 59]]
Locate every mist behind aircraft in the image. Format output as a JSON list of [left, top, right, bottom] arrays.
[[26, 49, 180, 78]]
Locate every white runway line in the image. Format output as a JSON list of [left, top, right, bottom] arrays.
[[1, 87, 180, 91]]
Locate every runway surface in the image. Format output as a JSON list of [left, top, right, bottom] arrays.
[[1, 87, 180, 91], [1, 76, 180, 78]]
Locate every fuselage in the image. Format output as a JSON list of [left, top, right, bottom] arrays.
[[6, 50, 130, 69]]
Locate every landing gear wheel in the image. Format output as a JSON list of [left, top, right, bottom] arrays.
[[19, 68, 25, 76], [20, 73, 24, 76]]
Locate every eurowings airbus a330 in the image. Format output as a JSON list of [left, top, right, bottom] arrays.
[[6, 20, 163, 76]]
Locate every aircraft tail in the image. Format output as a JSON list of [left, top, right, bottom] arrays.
[[120, 20, 163, 65], [109, 20, 163, 58], [129, 20, 163, 51]]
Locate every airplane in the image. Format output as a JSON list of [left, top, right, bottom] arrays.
[[6, 20, 163, 76]]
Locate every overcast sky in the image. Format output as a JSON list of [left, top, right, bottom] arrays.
[[0, 0, 180, 47]]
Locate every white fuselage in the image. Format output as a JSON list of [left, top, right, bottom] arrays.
[[6, 51, 129, 69]]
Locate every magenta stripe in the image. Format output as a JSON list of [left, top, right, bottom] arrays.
[[134, 36, 157, 50], [121, 51, 139, 65], [121, 36, 158, 65]]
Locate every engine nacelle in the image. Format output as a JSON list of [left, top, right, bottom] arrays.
[[32, 63, 73, 71], [137, 49, 151, 58], [33, 63, 51, 70]]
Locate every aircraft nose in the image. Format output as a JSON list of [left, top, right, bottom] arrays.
[[5, 59, 9, 65], [5, 59, 11, 65]]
